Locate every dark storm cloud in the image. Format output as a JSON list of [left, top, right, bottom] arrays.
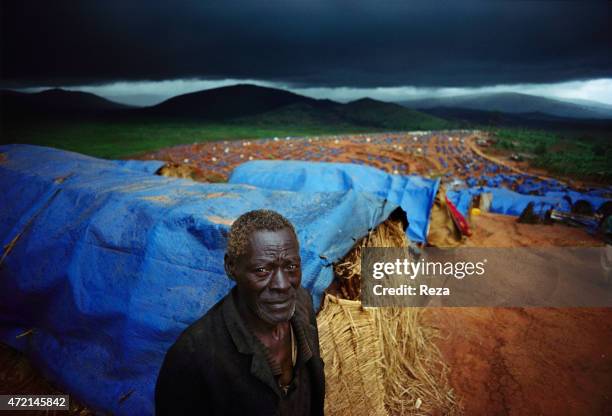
[[1, 0, 611, 88]]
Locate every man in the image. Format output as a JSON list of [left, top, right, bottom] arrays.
[[155, 209, 325, 415]]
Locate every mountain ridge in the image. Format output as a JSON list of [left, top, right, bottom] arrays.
[[1, 84, 449, 131], [3, 85, 611, 133], [398, 92, 612, 120], [1, 88, 129, 111], [144, 84, 336, 119]]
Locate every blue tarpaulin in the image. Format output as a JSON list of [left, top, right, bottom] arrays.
[[546, 190, 610, 213], [445, 188, 481, 216], [229, 160, 440, 243], [484, 187, 569, 216], [112, 159, 166, 174], [447, 186, 572, 217], [0, 145, 400, 415]]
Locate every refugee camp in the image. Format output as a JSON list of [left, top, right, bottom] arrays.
[[1, 2, 612, 415]]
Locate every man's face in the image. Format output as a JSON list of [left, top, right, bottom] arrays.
[[231, 228, 301, 325]]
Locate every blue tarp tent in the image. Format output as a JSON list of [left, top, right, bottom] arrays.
[[466, 177, 478, 187], [447, 186, 571, 217], [229, 160, 440, 243], [0, 145, 400, 415], [484, 187, 569, 216], [545, 190, 610, 213], [112, 159, 166, 174], [445, 187, 482, 216]]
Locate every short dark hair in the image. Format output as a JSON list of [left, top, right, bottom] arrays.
[[226, 209, 298, 263]]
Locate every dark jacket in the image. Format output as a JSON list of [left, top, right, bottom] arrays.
[[155, 286, 325, 416]]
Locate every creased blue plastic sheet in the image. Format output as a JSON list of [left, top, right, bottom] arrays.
[[228, 160, 439, 243], [446, 187, 482, 216], [545, 190, 610, 212], [0, 144, 400, 415], [113, 159, 166, 174], [447, 186, 572, 217]]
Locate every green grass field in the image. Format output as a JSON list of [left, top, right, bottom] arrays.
[[0, 119, 384, 159], [492, 128, 612, 181]]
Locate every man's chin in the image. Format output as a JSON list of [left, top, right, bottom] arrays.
[[258, 302, 296, 325]]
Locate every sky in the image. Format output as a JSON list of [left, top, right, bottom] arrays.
[[2, 1, 612, 106]]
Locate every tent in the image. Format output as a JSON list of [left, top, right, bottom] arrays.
[[229, 160, 440, 243], [446, 186, 571, 218], [0, 144, 400, 415], [545, 190, 610, 213]]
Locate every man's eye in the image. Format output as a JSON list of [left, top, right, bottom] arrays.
[[286, 264, 298, 271], [254, 267, 268, 273]]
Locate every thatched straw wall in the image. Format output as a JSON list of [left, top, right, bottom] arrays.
[[317, 295, 388, 416], [319, 218, 460, 415]]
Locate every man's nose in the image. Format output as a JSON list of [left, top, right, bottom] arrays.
[[269, 268, 291, 291]]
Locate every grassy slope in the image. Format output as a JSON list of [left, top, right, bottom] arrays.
[[491, 128, 612, 181], [0, 118, 381, 159], [340, 98, 450, 130]]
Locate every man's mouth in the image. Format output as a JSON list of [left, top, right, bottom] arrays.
[[263, 298, 294, 308]]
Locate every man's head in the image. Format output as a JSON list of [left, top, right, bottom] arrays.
[[225, 210, 301, 326]]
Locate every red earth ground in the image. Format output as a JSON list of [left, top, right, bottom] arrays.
[[427, 213, 610, 415], [2, 131, 610, 415]]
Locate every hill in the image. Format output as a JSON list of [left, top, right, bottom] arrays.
[[236, 96, 449, 130], [143, 84, 336, 120], [338, 98, 448, 130], [415, 106, 612, 131], [0, 85, 449, 156], [0, 88, 128, 120], [399, 92, 612, 120], [139, 84, 448, 130]]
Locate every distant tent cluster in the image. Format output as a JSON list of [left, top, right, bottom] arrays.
[[429, 133, 612, 225], [446, 175, 611, 224]]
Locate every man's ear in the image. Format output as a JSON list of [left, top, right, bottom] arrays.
[[224, 253, 235, 281]]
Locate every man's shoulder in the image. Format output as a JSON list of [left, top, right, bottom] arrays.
[[168, 294, 230, 357]]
